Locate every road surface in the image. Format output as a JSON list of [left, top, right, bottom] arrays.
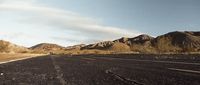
[[0, 54, 200, 85]]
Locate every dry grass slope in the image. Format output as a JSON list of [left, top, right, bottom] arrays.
[[0, 40, 29, 53]]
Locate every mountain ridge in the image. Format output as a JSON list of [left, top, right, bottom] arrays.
[[0, 31, 200, 54], [81, 31, 200, 53], [30, 43, 65, 52]]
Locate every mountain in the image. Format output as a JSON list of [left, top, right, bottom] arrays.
[[152, 31, 200, 52], [1, 31, 199, 54], [81, 31, 200, 53], [109, 42, 131, 52], [66, 44, 86, 50], [30, 43, 65, 52], [81, 41, 114, 50], [81, 34, 154, 50], [114, 34, 154, 45], [0, 40, 29, 53]]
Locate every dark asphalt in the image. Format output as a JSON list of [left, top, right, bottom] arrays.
[[0, 54, 200, 85]]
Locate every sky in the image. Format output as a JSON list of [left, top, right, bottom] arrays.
[[0, 0, 200, 47]]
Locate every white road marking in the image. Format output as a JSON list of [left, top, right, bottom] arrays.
[[96, 57, 200, 65], [168, 68, 200, 74], [50, 55, 67, 85]]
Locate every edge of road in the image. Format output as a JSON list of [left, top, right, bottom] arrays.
[[0, 54, 47, 64]]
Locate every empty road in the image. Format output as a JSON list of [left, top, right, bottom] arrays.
[[0, 54, 200, 85]]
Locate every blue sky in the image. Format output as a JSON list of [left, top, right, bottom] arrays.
[[0, 0, 200, 47]]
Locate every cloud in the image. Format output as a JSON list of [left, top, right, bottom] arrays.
[[0, 32, 41, 46], [0, 0, 142, 46]]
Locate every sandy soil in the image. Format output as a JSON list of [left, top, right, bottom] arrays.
[[0, 53, 46, 63]]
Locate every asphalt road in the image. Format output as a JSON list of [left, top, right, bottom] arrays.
[[0, 54, 200, 85]]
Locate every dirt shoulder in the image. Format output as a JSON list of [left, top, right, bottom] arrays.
[[0, 53, 46, 64]]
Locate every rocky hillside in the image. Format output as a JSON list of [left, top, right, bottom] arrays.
[[1, 31, 199, 54], [114, 34, 154, 45], [81, 41, 114, 50], [81, 31, 200, 53], [109, 42, 131, 52], [30, 43, 65, 52], [81, 34, 154, 51], [0, 40, 29, 53], [152, 31, 200, 52], [66, 44, 86, 50]]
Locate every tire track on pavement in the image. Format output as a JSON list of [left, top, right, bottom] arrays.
[[50, 55, 67, 85]]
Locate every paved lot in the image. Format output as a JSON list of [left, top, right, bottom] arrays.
[[0, 54, 200, 85]]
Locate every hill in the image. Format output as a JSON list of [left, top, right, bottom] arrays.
[[152, 31, 200, 52], [0, 40, 29, 53], [66, 44, 86, 50], [81, 31, 200, 53], [81, 34, 154, 52], [1, 31, 200, 54], [30, 43, 65, 53]]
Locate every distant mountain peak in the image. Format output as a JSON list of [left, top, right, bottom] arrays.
[[30, 43, 64, 52], [131, 34, 154, 41]]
